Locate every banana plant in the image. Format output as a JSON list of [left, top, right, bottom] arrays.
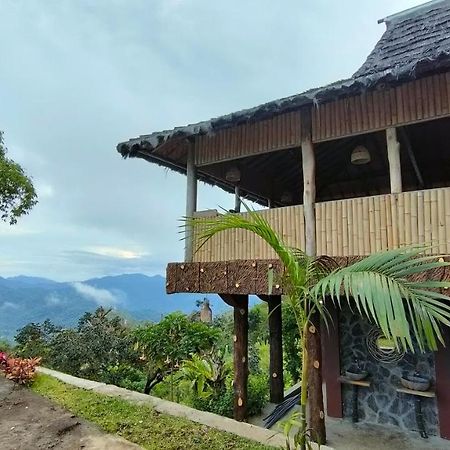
[[188, 205, 450, 450]]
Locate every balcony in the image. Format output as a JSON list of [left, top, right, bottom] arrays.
[[192, 187, 450, 262]]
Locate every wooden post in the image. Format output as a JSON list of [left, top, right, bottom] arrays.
[[435, 326, 450, 439], [321, 303, 342, 418], [386, 127, 402, 194], [185, 145, 197, 262], [234, 186, 241, 213], [268, 295, 284, 403], [302, 136, 316, 255], [302, 114, 326, 444], [220, 294, 249, 421]]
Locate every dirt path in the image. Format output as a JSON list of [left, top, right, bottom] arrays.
[[0, 376, 142, 450]]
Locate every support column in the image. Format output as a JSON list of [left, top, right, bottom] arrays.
[[435, 326, 450, 439], [321, 303, 342, 418], [302, 119, 326, 443], [302, 136, 316, 255], [234, 186, 241, 213], [268, 295, 284, 403], [185, 145, 197, 262], [220, 294, 249, 422], [386, 127, 402, 194]]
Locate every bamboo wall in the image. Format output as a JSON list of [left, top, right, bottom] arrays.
[[194, 111, 302, 166], [192, 187, 450, 262], [191, 72, 450, 168], [312, 73, 450, 142]]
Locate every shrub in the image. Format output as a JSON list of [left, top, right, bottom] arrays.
[[2, 356, 41, 384]]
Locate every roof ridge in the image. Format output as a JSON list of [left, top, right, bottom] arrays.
[[378, 0, 449, 25]]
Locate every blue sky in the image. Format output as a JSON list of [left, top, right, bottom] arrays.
[[0, 0, 424, 280]]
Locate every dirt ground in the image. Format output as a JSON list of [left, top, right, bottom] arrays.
[[0, 376, 142, 450]]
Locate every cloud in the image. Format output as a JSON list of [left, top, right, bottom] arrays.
[[72, 282, 120, 307], [86, 246, 147, 260], [0, 302, 19, 310], [45, 293, 62, 306], [0, 0, 424, 281]]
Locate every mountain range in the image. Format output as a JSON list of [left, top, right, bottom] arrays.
[[0, 273, 240, 341]]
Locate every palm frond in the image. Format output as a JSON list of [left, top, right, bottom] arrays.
[[313, 247, 450, 352]]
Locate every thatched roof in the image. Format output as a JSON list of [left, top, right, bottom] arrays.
[[118, 1, 450, 161]]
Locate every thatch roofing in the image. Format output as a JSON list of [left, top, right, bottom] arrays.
[[117, 1, 450, 182]]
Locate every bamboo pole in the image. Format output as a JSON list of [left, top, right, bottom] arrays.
[[302, 137, 316, 256], [386, 127, 402, 194], [185, 145, 198, 262]]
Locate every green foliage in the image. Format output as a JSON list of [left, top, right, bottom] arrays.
[[282, 302, 301, 382], [48, 308, 136, 380], [134, 312, 219, 377], [0, 131, 37, 225], [32, 374, 275, 450], [0, 339, 14, 354], [15, 319, 60, 359], [182, 350, 230, 400], [248, 373, 269, 416]]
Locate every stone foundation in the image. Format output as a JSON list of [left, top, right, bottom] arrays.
[[339, 304, 438, 435]]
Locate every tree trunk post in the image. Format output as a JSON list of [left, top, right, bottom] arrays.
[[220, 294, 249, 421], [386, 127, 402, 194], [302, 117, 326, 444], [268, 295, 284, 403], [185, 144, 197, 262]]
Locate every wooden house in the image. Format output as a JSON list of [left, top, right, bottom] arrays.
[[117, 0, 450, 440]]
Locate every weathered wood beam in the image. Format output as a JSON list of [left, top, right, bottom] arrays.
[[307, 312, 326, 443], [302, 110, 326, 444], [435, 326, 450, 439], [386, 127, 402, 194], [234, 186, 241, 213], [185, 144, 197, 262], [220, 294, 249, 422], [302, 136, 316, 256], [321, 303, 342, 418], [267, 295, 284, 403]]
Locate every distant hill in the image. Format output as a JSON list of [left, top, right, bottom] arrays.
[[0, 273, 256, 341]]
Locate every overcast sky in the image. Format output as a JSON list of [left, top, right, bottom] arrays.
[[0, 0, 424, 281]]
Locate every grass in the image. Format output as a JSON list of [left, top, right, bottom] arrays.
[[32, 374, 276, 450]]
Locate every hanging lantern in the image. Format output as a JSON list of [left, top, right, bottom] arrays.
[[351, 145, 371, 165], [225, 166, 241, 183]]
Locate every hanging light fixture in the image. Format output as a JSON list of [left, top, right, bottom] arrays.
[[351, 145, 371, 165], [281, 191, 293, 204], [225, 166, 241, 183]]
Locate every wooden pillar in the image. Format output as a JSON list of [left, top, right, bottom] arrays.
[[302, 113, 326, 444], [268, 295, 284, 403], [234, 186, 241, 213], [386, 127, 402, 194], [302, 136, 316, 255], [185, 145, 197, 262], [321, 303, 342, 418], [220, 294, 249, 421], [435, 326, 450, 439]]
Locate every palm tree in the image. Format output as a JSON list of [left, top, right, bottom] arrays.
[[189, 206, 450, 450]]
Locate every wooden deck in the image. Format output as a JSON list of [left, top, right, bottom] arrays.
[[192, 187, 450, 262]]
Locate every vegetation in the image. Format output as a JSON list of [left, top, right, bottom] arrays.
[[0, 131, 37, 225], [0, 352, 41, 384], [32, 373, 275, 450], [9, 299, 296, 420], [192, 206, 450, 449]]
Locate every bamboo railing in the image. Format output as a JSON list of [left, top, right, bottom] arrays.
[[191, 187, 450, 262]]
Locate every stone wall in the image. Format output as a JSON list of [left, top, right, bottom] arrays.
[[339, 304, 439, 435]]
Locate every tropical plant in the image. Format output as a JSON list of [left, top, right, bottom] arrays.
[[182, 350, 230, 400], [133, 312, 219, 394], [190, 205, 450, 449], [2, 356, 42, 384]]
